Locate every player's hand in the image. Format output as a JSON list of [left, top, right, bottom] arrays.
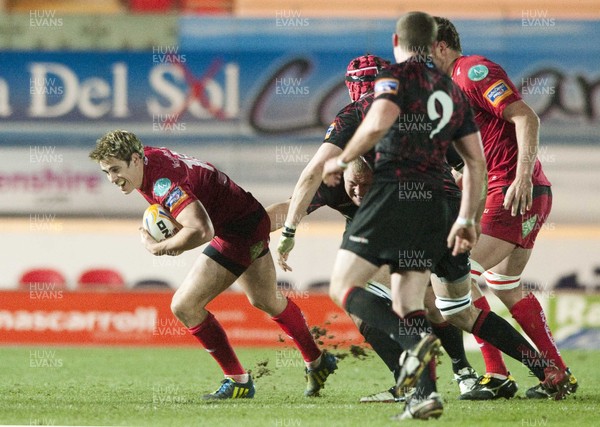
[[322, 158, 344, 187], [277, 236, 295, 272], [503, 177, 533, 216], [452, 169, 463, 190], [447, 222, 478, 256], [139, 227, 181, 256], [139, 227, 161, 255]]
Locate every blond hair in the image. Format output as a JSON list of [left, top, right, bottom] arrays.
[[346, 156, 373, 176], [89, 130, 144, 163]]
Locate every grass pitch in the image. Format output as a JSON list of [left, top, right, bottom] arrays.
[[0, 346, 598, 426]]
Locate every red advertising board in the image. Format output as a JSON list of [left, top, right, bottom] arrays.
[[0, 291, 362, 347]]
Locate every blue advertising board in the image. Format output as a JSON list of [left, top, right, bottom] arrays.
[[0, 18, 598, 146]]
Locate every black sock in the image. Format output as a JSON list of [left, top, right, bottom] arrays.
[[359, 322, 403, 380], [344, 287, 438, 395], [431, 321, 471, 374], [344, 287, 420, 349], [344, 287, 400, 337], [473, 310, 545, 380]]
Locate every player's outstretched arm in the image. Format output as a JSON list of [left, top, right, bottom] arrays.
[[277, 143, 342, 272], [140, 200, 214, 256], [448, 131, 487, 255], [502, 99, 540, 216]]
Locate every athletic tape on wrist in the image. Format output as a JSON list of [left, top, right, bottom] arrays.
[[456, 216, 475, 226], [336, 158, 349, 169], [282, 222, 296, 238]]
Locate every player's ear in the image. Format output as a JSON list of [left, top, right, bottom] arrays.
[[130, 152, 142, 167], [435, 40, 447, 54], [392, 33, 399, 47]]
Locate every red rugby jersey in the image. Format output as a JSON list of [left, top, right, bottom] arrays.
[[451, 55, 550, 189], [138, 146, 262, 234]]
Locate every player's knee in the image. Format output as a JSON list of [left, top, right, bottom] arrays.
[[435, 292, 472, 327], [483, 270, 521, 291], [248, 289, 287, 316], [248, 295, 269, 312], [170, 292, 205, 323], [328, 285, 342, 306], [170, 295, 188, 321], [328, 276, 347, 306], [470, 258, 485, 279]]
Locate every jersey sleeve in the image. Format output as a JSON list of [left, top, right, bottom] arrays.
[[323, 103, 361, 150], [163, 184, 196, 218], [372, 69, 402, 106], [149, 163, 198, 219], [460, 58, 522, 118]]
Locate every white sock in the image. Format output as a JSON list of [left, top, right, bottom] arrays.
[[229, 373, 249, 383], [306, 353, 322, 370]]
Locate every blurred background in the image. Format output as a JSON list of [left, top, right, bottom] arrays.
[[0, 0, 599, 349]]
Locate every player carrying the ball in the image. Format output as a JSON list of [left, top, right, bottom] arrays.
[[89, 130, 337, 399]]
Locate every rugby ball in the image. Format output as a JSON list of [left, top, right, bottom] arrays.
[[143, 204, 181, 242]]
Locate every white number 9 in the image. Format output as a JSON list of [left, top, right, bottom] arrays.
[[427, 91, 453, 139]]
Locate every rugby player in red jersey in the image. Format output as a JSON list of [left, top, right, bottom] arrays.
[[431, 16, 577, 400], [89, 130, 336, 399]]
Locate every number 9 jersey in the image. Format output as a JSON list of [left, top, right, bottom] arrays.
[[372, 61, 479, 189]]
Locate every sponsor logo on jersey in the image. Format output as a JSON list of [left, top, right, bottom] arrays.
[[468, 64, 489, 81], [153, 178, 171, 197], [324, 122, 335, 140], [522, 214, 538, 239], [484, 80, 514, 107], [165, 186, 189, 211], [374, 78, 399, 95]]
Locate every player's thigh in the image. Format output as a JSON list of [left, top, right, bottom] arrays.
[[236, 250, 286, 316], [470, 233, 517, 271], [430, 273, 470, 300], [489, 246, 532, 276], [173, 253, 237, 311], [330, 249, 380, 304]]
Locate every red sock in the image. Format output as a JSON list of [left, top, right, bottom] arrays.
[[188, 312, 245, 376], [272, 298, 322, 363], [510, 293, 566, 370], [473, 296, 509, 376]]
